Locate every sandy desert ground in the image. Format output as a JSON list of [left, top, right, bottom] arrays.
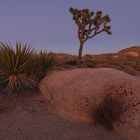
[[0, 91, 127, 140]]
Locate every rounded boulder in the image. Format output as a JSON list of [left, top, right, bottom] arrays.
[[39, 68, 140, 139]]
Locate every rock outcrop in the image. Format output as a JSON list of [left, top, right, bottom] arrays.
[[39, 68, 140, 140]]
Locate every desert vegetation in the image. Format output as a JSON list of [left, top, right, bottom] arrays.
[[85, 53, 140, 75], [92, 82, 139, 134], [92, 84, 126, 130], [55, 46, 140, 76], [93, 95, 122, 130], [0, 42, 54, 109], [0, 2, 139, 140], [69, 7, 111, 67]]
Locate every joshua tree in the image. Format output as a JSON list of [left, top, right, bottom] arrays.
[[69, 7, 112, 67]]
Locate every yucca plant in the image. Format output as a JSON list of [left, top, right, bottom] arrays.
[[32, 51, 55, 81], [0, 42, 37, 93]]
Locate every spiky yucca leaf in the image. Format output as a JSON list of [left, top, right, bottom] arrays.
[[33, 51, 55, 81], [0, 42, 37, 93]]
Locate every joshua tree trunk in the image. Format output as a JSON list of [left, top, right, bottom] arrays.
[[77, 42, 84, 67]]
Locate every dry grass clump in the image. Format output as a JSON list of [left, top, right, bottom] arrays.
[[93, 95, 123, 130], [30, 51, 55, 81], [83, 54, 140, 75], [92, 84, 132, 130], [65, 59, 77, 66]]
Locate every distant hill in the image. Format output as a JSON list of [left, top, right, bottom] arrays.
[[118, 46, 140, 57], [84, 46, 140, 58], [118, 46, 140, 54], [54, 46, 140, 76], [55, 46, 140, 59]]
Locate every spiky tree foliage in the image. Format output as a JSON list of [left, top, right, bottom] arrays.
[[69, 7, 112, 67], [0, 42, 37, 93]]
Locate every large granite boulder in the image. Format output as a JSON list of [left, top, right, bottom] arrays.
[[39, 68, 140, 140]]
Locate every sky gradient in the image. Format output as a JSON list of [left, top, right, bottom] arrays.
[[0, 0, 140, 54]]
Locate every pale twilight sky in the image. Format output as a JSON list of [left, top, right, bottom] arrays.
[[0, 0, 140, 54]]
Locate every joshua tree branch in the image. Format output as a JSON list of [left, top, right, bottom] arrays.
[[69, 7, 111, 67]]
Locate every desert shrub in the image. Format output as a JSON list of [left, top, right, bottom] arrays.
[[0, 42, 54, 93], [86, 61, 97, 68], [119, 64, 127, 70], [134, 62, 140, 71], [124, 66, 136, 75], [93, 95, 123, 130], [92, 84, 131, 130], [135, 66, 140, 71], [0, 42, 36, 93], [31, 51, 55, 81], [65, 60, 77, 66], [92, 83, 138, 131], [85, 58, 97, 68], [86, 63, 96, 68]]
